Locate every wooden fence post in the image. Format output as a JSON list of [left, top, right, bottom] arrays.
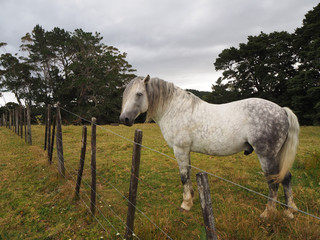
[[47, 104, 51, 164], [55, 102, 65, 177], [196, 172, 218, 240], [26, 105, 32, 145], [12, 109, 14, 132], [16, 107, 19, 135], [24, 107, 27, 142], [75, 125, 87, 197], [44, 106, 48, 150], [49, 114, 56, 164], [19, 106, 23, 138], [90, 118, 97, 215], [12, 110, 14, 131], [124, 129, 143, 240], [9, 110, 11, 129]]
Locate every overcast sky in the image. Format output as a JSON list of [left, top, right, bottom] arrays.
[[0, 0, 318, 106]]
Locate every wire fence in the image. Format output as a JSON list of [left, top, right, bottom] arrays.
[[60, 106, 320, 221], [1, 100, 320, 239]]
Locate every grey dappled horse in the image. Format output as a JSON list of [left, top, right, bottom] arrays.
[[119, 75, 300, 219]]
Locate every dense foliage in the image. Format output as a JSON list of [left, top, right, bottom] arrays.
[[1, 4, 319, 125], [210, 4, 320, 125], [0, 25, 136, 123]]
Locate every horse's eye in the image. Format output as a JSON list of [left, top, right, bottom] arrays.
[[137, 92, 143, 97]]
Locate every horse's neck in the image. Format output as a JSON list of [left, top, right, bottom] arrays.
[[153, 89, 202, 124]]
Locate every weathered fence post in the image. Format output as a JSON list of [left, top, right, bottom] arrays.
[[12, 110, 14, 131], [90, 118, 97, 215], [24, 107, 27, 142], [15, 107, 19, 135], [47, 104, 51, 164], [75, 125, 87, 197], [26, 104, 32, 145], [5, 112, 8, 128], [5, 112, 7, 127], [19, 106, 23, 138], [49, 114, 56, 164], [12, 109, 14, 132], [196, 172, 218, 240], [55, 102, 65, 177], [125, 129, 143, 240], [9, 110, 11, 129], [44, 106, 48, 150]]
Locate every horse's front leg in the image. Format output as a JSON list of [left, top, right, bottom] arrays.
[[174, 146, 194, 211]]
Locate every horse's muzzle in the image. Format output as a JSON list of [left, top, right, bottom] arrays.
[[119, 114, 134, 126]]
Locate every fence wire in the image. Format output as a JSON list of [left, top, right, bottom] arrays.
[[1, 102, 319, 239], [59, 106, 320, 221]]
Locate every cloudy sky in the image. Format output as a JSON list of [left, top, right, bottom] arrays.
[[0, 0, 318, 105]]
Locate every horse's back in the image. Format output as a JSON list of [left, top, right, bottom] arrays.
[[189, 98, 289, 156]]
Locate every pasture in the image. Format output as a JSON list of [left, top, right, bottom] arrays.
[[0, 124, 319, 239]]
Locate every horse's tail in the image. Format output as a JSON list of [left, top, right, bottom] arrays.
[[270, 107, 300, 183]]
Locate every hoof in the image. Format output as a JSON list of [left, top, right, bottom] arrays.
[[180, 201, 193, 211], [284, 209, 294, 219], [260, 208, 277, 219], [289, 202, 298, 213], [179, 207, 189, 213], [260, 211, 268, 219]]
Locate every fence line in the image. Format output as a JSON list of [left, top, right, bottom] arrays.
[[52, 137, 125, 239], [49, 116, 136, 239], [59, 106, 320, 221], [54, 151, 116, 239], [2, 103, 319, 238], [63, 155, 140, 240], [51, 122, 172, 239], [63, 161, 120, 239], [0, 124, 114, 239], [39, 112, 169, 239]]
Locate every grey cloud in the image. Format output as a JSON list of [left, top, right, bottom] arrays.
[[0, 0, 319, 101]]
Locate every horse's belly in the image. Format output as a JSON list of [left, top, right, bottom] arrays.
[[191, 139, 246, 156], [190, 124, 248, 156]]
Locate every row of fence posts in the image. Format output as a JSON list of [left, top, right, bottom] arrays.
[[41, 103, 218, 240], [0, 105, 32, 145]]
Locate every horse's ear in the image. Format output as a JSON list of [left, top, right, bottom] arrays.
[[143, 75, 150, 85]]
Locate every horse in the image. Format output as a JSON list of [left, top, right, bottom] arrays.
[[119, 75, 300, 219]]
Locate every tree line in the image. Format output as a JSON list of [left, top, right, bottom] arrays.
[[1, 4, 319, 125], [208, 4, 320, 125], [0, 25, 136, 123]]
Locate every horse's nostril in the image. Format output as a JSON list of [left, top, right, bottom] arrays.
[[125, 117, 129, 124]]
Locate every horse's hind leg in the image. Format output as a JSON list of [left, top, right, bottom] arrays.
[[260, 180, 279, 219], [257, 155, 280, 219], [174, 146, 194, 211], [282, 172, 298, 218]]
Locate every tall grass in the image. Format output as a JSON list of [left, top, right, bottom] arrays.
[[0, 124, 319, 239]]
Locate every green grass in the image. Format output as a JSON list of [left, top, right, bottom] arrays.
[[0, 124, 319, 239]]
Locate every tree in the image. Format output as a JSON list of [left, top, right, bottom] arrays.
[[19, 25, 136, 123], [0, 53, 35, 105], [213, 31, 297, 106], [289, 3, 320, 124], [211, 3, 320, 125]]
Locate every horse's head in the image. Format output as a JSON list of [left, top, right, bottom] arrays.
[[119, 75, 150, 126]]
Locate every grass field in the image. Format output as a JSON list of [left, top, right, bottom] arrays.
[[0, 123, 319, 239]]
